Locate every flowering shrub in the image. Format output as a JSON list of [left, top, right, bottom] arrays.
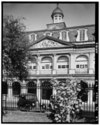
[[49, 79, 83, 122]]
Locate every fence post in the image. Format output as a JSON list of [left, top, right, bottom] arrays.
[[37, 79, 41, 107], [3, 94, 7, 115]]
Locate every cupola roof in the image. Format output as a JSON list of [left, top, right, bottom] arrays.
[[51, 4, 64, 18]]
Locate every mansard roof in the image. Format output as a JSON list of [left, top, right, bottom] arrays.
[[26, 24, 95, 34]]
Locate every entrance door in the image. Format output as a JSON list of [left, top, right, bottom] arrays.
[[41, 81, 52, 100]]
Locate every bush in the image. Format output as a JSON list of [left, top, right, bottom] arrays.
[[49, 79, 83, 122]]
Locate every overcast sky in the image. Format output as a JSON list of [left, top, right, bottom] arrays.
[[3, 3, 95, 31]]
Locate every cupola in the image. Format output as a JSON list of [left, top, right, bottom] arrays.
[[51, 4, 64, 23]]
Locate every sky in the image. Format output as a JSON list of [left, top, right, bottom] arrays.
[[3, 3, 95, 31]]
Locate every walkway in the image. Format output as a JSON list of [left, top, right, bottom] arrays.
[[2, 111, 52, 123]]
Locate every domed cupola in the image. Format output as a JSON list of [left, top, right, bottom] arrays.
[[51, 4, 64, 23]]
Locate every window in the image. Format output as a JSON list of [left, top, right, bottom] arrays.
[[80, 65, 84, 68], [80, 29, 85, 41], [62, 65, 66, 68], [41, 57, 52, 70], [27, 82, 36, 94], [50, 65, 53, 69], [76, 55, 88, 73], [33, 66, 36, 69], [58, 65, 61, 68], [42, 81, 52, 100], [66, 65, 69, 68], [12, 82, 21, 96], [42, 66, 45, 69], [62, 31, 67, 40], [46, 64, 49, 69], [31, 34, 35, 41], [76, 65, 79, 68], [29, 66, 32, 69]]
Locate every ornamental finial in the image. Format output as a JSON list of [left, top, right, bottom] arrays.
[[57, 3, 59, 8]]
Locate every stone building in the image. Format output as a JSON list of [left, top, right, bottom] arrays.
[[3, 4, 95, 108]]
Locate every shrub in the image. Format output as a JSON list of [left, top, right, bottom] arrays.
[[49, 79, 83, 122]]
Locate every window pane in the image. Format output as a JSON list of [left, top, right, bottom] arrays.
[[66, 65, 69, 68], [33, 66, 36, 69], [46, 64, 49, 69], [62, 65, 65, 68], [76, 65, 79, 68], [80, 65, 84, 68], [85, 64, 88, 68], [42, 66, 45, 69], [50, 65, 52, 69], [58, 65, 61, 68]]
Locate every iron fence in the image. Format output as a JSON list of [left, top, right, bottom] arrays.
[[2, 85, 95, 120]]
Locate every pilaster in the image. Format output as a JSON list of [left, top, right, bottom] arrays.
[[7, 80, 13, 99], [89, 53, 94, 74], [37, 79, 41, 103], [53, 54, 57, 74], [21, 80, 27, 94], [69, 54, 76, 74]]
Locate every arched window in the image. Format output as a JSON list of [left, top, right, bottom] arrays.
[[27, 81, 36, 94], [12, 82, 21, 96], [76, 55, 88, 74], [2, 81, 8, 94], [41, 57, 52, 70], [57, 56, 69, 69], [57, 56, 69, 74], [41, 81, 52, 100], [27, 58, 37, 70]]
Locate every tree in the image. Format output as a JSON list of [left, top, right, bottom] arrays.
[[3, 15, 29, 81], [49, 79, 83, 122]]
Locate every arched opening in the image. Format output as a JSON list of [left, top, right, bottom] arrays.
[[12, 82, 21, 96], [41, 81, 52, 100], [2, 81, 8, 94], [76, 55, 88, 74], [27, 58, 37, 70], [77, 80, 88, 102], [57, 56, 69, 74], [41, 57, 53, 74], [27, 81, 37, 95]]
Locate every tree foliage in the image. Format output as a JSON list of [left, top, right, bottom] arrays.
[[3, 15, 29, 80]]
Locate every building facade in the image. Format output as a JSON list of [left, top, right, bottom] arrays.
[[3, 5, 95, 107]]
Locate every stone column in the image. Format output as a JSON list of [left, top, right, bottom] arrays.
[[89, 53, 94, 74], [21, 80, 27, 94], [69, 54, 76, 74], [53, 54, 57, 74], [37, 79, 41, 103], [7, 80, 13, 100], [88, 83, 93, 105], [37, 55, 41, 75]]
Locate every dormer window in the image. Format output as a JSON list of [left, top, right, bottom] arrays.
[[31, 34, 35, 41]]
